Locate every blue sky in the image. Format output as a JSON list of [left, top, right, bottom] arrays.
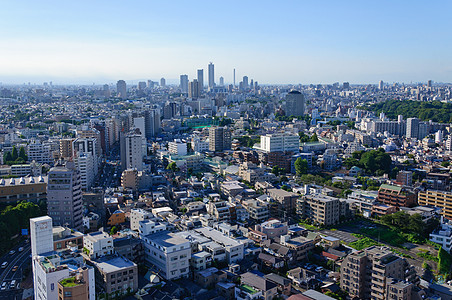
[[0, 0, 451, 84]]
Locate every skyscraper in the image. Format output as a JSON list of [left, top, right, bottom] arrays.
[[285, 90, 305, 116], [180, 74, 189, 93], [378, 80, 384, 90], [144, 109, 161, 139], [243, 76, 249, 89], [116, 80, 127, 99], [160, 77, 166, 87], [427, 80, 432, 87], [208, 126, 231, 152], [208, 62, 215, 88], [138, 81, 146, 90], [219, 76, 224, 86], [123, 129, 143, 171], [47, 162, 83, 230], [406, 118, 420, 139], [189, 79, 200, 99], [197, 69, 204, 91], [233, 68, 236, 87]]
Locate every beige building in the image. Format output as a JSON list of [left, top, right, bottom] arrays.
[[297, 194, 350, 225], [340, 246, 411, 300], [418, 190, 452, 220], [58, 269, 92, 300], [0, 175, 47, 204], [60, 138, 75, 159], [92, 256, 138, 296], [121, 169, 138, 191]]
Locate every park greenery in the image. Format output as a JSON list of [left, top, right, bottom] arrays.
[[362, 99, 452, 123], [0, 201, 44, 254], [343, 149, 391, 176], [294, 158, 308, 176], [3, 146, 28, 165]]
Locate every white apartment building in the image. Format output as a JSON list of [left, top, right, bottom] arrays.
[[130, 208, 153, 231], [430, 217, 452, 253], [192, 136, 209, 153], [259, 133, 300, 153], [74, 151, 95, 190], [168, 139, 188, 156], [139, 220, 167, 236], [125, 132, 143, 171], [195, 227, 245, 263], [142, 231, 191, 280], [83, 231, 114, 259], [27, 141, 53, 164]]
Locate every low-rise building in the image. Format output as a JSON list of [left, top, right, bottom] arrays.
[[377, 184, 416, 207]]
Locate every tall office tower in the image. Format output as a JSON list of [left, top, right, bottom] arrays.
[[219, 76, 224, 86], [233, 69, 236, 87], [180, 75, 189, 93], [250, 79, 254, 89], [160, 77, 166, 87], [427, 80, 432, 87], [208, 62, 215, 88], [30, 216, 53, 257], [189, 79, 200, 99], [243, 76, 249, 89], [144, 109, 160, 139], [406, 118, 420, 139], [285, 90, 305, 116], [138, 81, 147, 90], [116, 80, 127, 99], [254, 81, 258, 90], [378, 80, 384, 90], [147, 80, 154, 89], [208, 126, 231, 152], [197, 69, 204, 91], [103, 84, 110, 97], [121, 130, 143, 171], [343, 82, 350, 89], [47, 162, 83, 230]]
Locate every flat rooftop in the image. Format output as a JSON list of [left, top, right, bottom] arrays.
[[95, 256, 136, 274]]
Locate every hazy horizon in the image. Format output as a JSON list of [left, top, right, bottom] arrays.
[[1, 0, 451, 85]]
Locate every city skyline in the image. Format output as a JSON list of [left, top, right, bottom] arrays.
[[0, 1, 451, 84]]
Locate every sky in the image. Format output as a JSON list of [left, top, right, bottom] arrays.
[[0, 0, 451, 85]]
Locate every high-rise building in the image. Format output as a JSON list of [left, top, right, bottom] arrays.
[[259, 133, 300, 153], [406, 117, 420, 139], [219, 76, 224, 86], [427, 80, 432, 87], [197, 69, 204, 91], [343, 82, 350, 89], [378, 80, 384, 90], [47, 162, 83, 230], [163, 102, 178, 119], [116, 80, 127, 99], [340, 246, 411, 300], [30, 216, 54, 257], [137, 81, 146, 90], [144, 109, 160, 139], [147, 80, 154, 89], [160, 77, 166, 87], [285, 90, 305, 116], [180, 75, 189, 93], [208, 126, 231, 152], [208, 62, 215, 88], [243, 76, 249, 89], [189, 79, 200, 99], [233, 68, 236, 87], [121, 130, 143, 171]]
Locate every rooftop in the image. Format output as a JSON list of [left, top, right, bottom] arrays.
[[95, 255, 136, 274]]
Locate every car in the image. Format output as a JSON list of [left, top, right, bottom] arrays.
[[9, 280, 16, 289], [1, 281, 7, 291], [315, 266, 324, 272], [9, 250, 15, 255], [1, 262, 8, 269], [18, 247, 24, 252], [12, 266, 18, 272]]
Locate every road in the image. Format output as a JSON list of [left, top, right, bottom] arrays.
[[0, 242, 31, 299]]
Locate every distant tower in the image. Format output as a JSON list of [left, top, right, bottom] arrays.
[[116, 80, 127, 99], [160, 77, 166, 87], [285, 90, 305, 116], [378, 80, 384, 90], [219, 76, 224, 86], [233, 69, 236, 87], [197, 69, 204, 91], [427, 80, 432, 88], [243, 76, 249, 89], [180, 75, 189, 94], [189, 79, 200, 99], [209, 126, 231, 152], [208, 62, 215, 88], [138, 81, 146, 90]]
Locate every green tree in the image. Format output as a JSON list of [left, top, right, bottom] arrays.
[[310, 133, 319, 142], [11, 146, 18, 161], [294, 158, 308, 176], [166, 162, 179, 172], [110, 226, 118, 235], [18, 146, 28, 161], [3, 151, 12, 163]]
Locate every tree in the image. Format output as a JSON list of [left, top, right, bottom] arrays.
[[310, 133, 319, 142], [166, 162, 179, 172], [11, 146, 18, 161], [110, 226, 118, 235], [3, 151, 12, 163], [294, 158, 308, 176], [19, 146, 28, 161], [441, 161, 450, 167]]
